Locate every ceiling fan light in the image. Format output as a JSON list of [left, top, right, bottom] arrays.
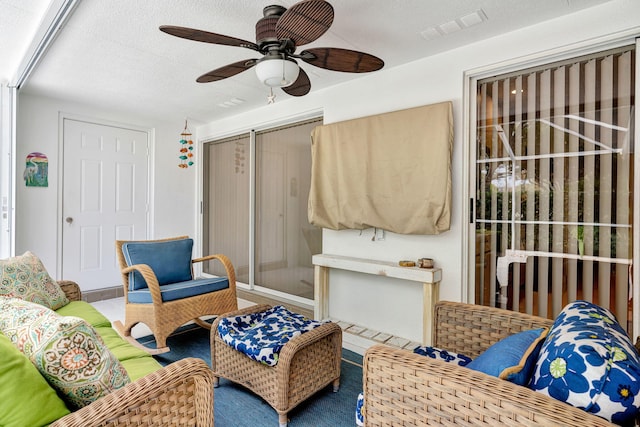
[[255, 58, 300, 88]]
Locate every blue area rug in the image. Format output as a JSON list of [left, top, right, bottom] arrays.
[[138, 323, 362, 427]]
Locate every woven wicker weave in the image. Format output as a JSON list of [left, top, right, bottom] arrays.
[[51, 357, 214, 427], [362, 301, 614, 426], [210, 304, 342, 427], [115, 236, 238, 353], [49, 280, 214, 427]]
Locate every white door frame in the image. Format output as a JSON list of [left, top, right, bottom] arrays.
[[463, 29, 640, 335], [56, 112, 155, 279]]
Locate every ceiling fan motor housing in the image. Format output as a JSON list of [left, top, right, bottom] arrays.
[[256, 5, 286, 51]]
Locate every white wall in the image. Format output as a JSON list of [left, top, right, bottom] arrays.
[[198, 0, 640, 342], [15, 93, 199, 279]]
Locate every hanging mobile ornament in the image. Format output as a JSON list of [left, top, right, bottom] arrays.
[[178, 119, 194, 168]]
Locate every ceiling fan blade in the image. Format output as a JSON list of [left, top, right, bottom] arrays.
[[196, 59, 258, 83], [282, 68, 311, 97], [300, 47, 384, 73], [160, 25, 258, 51], [276, 0, 334, 46]]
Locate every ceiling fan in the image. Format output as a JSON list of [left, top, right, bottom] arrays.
[[159, 0, 384, 98]]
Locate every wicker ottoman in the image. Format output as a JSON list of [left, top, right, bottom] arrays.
[[210, 304, 342, 427]]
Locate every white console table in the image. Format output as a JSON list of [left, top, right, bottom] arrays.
[[312, 254, 442, 345]]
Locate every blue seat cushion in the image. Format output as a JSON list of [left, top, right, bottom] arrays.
[[217, 305, 327, 367], [127, 277, 229, 303], [122, 238, 194, 290]]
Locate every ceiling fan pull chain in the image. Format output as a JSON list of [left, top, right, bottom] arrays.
[[281, 59, 287, 86], [267, 87, 276, 104]]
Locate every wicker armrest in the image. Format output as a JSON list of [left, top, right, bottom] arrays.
[[57, 280, 82, 302], [50, 357, 214, 427], [121, 263, 163, 305], [363, 344, 612, 426]]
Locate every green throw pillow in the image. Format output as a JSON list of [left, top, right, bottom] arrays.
[[0, 331, 70, 427], [0, 298, 131, 409], [0, 251, 69, 310]]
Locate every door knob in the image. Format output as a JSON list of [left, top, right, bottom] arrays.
[[65, 217, 73, 224]]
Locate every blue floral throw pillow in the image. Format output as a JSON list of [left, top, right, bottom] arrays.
[[413, 346, 472, 366], [530, 300, 640, 425]]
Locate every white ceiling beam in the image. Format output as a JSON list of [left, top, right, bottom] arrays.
[[10, 0, 80, 89]]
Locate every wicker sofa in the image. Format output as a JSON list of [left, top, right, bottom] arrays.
[[362, 301, 616, 426], [2, 280, 214, 427]]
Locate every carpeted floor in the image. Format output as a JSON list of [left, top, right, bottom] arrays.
[[138, 324, 362, 427]]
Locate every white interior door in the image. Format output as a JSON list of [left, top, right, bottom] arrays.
[[62, 118, 149, 291]]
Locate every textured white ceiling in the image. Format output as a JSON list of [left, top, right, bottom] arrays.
[[0, 0, 52, 83], [2, 0, 614, 123]]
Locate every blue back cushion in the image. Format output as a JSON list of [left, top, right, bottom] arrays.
[[466, 327, 548, 386], [122, 238, 193, 290]]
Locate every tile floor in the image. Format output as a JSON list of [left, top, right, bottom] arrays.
[[90, 297, 419, 354], [90, 297, 256, 339]]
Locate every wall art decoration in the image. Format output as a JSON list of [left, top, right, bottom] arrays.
[[178, 120, 194, 168], [24, 152, 48, 187]]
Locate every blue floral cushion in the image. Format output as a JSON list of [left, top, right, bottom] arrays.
[[530, 300, 640, 425], [218, 306, 327, 367], [356, 392, 364, 426], [413, 345, 472, 366], [466, 327, 548, 385]]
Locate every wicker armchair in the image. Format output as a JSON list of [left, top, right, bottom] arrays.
[[115, 236, 238, 354], [362, 301, 614, 426], [52, 280, 214, 427]]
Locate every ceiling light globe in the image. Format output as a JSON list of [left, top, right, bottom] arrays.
[[255, 58, 300, 88]]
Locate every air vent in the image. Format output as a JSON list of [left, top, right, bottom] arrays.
[[420, 9, 488, 40], [217, 98, 246, 108]]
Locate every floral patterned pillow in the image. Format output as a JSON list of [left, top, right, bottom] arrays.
[[530, 300, 640, 425], [0, 251, 69, 310], [413, 345, 472, 366], [0, 298, 130, 409]]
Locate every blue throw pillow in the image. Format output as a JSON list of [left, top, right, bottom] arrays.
[[122, 238, 193, 290], [530, 301, 640, 425], [466, 327, 548, 385], [413, 346, 472, 366]]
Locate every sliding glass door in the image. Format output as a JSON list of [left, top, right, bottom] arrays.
[[472, 45, 636, 332], [202, 117, 322, 302]]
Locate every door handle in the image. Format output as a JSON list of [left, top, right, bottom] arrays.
[[65, 217, 73, 224]]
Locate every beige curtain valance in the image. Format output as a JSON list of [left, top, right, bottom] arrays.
[[308, 101, 453, 235]]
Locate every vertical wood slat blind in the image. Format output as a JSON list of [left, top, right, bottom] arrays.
[[475, 46, 635, 331]]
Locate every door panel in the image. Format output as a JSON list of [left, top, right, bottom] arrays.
[[62, 119, 149, 291], [257, 149, 286, 267]]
